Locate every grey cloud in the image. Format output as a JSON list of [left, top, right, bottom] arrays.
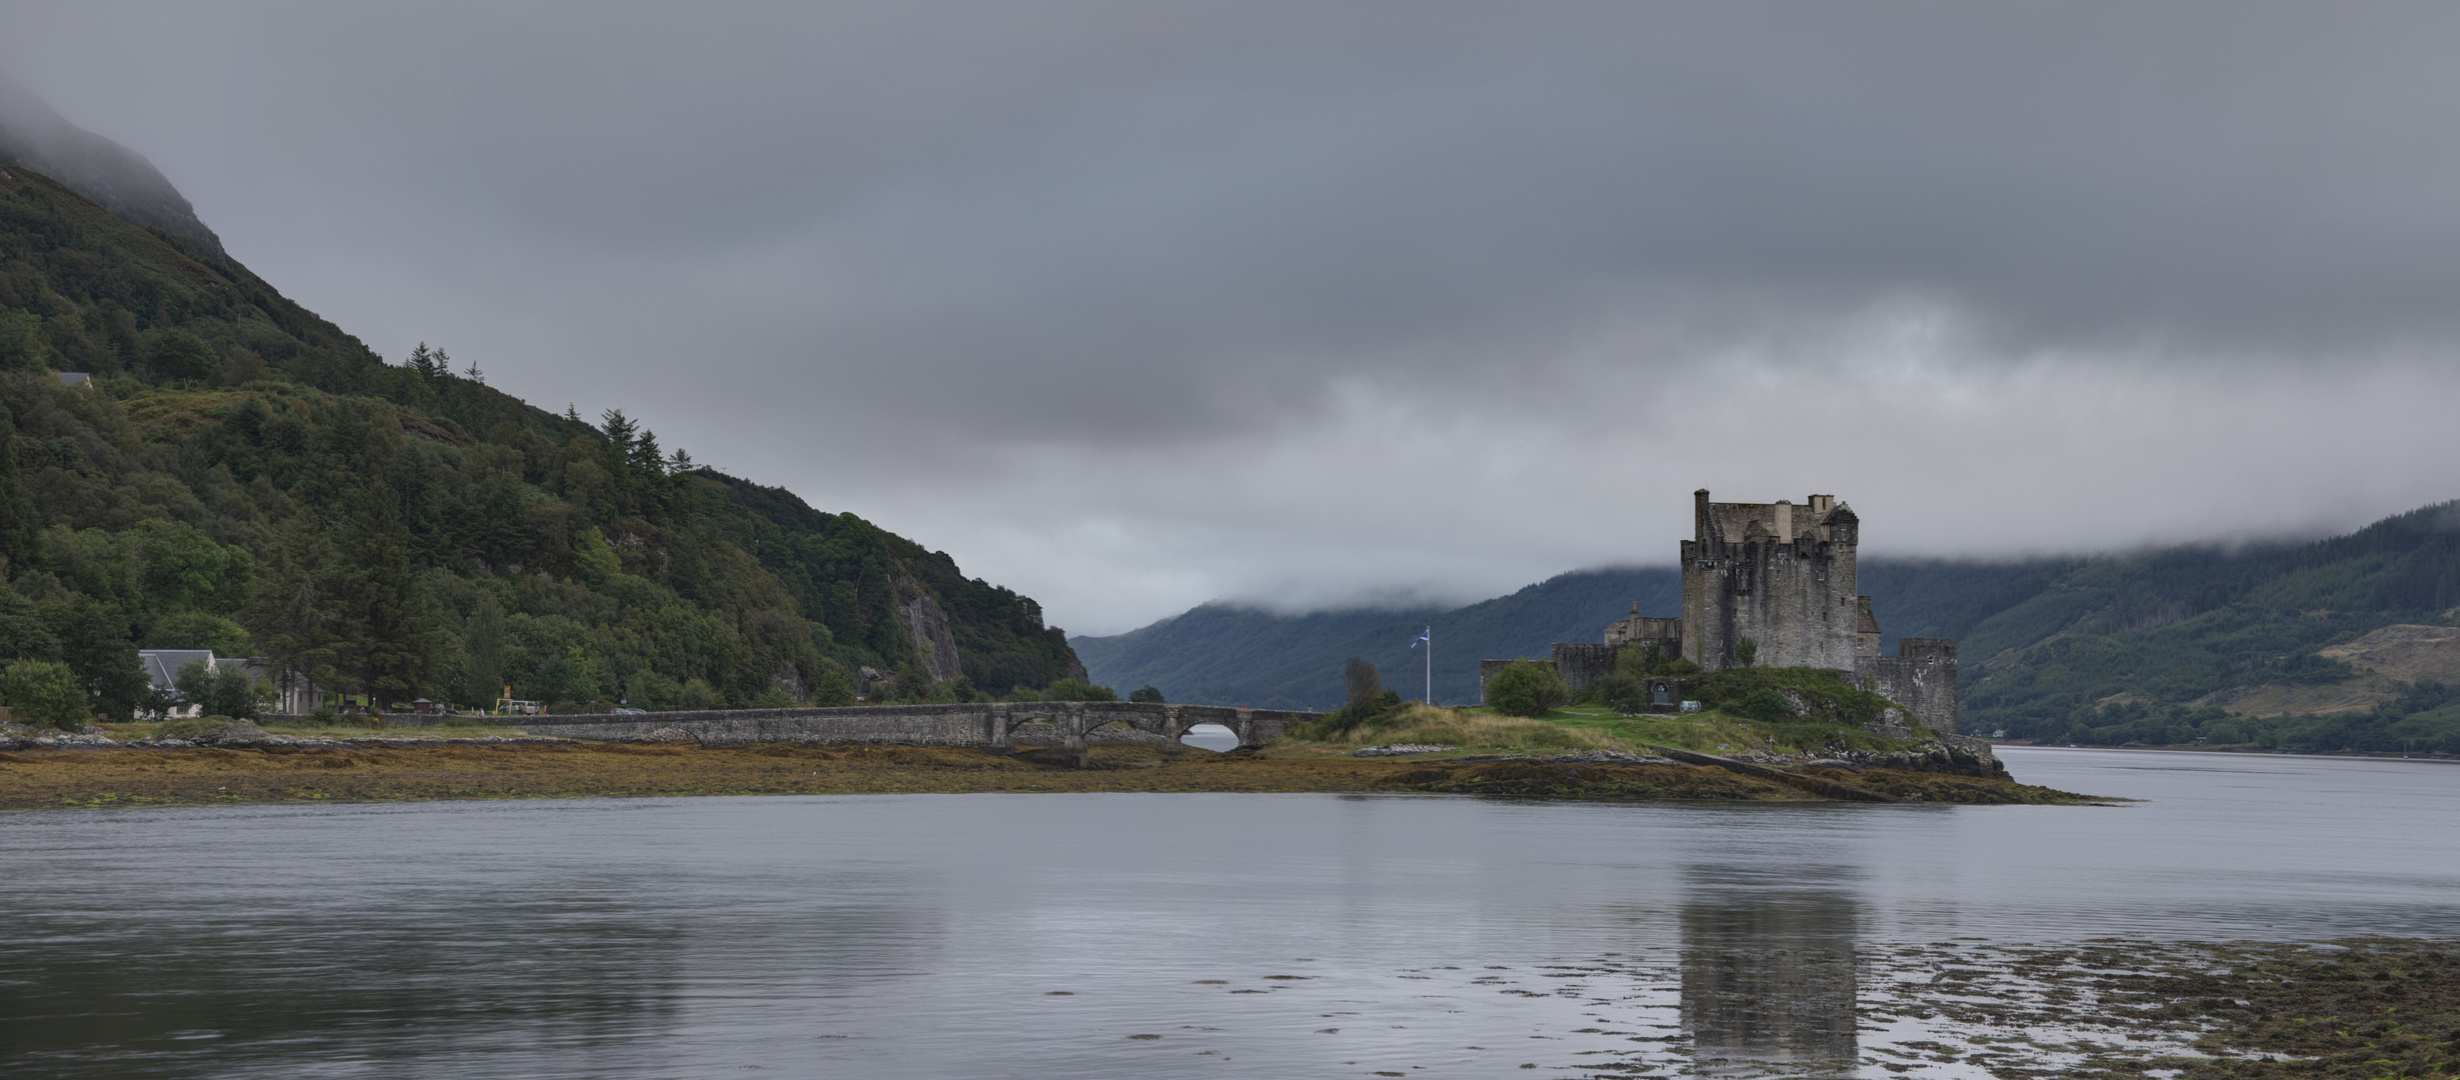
[[5, 1, 2458, 628]]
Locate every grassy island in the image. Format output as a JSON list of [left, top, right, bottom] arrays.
[[1, 669, 2100, 809]]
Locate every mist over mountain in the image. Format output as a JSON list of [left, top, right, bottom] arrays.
[[0, 72, 226, 265], [1079, 509, 2460, 753]]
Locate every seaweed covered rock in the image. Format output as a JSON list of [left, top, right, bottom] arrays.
[[152, 716, 277, 747]]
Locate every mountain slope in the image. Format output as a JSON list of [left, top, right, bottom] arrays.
[[1073, 602, 1444, 705], [0, 155, 1082, 717], [0, 73, 226, 264], [1082, 503, 2460, 749]]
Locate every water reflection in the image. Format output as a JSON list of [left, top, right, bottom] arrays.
[[1679, 867, 1862, 1074]]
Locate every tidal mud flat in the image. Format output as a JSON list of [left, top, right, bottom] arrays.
[[1298, 937, 2460, 1079], [0, 741, 2096, 811]]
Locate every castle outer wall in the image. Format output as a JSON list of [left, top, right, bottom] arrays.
[[1855, 638, 1958, 734]]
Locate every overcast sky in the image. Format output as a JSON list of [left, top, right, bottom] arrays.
[[5, 1, 2459, 634]]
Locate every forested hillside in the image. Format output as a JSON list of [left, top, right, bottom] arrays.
[[0, 162, 1083, 718], [1080, 505, 2460, 751]]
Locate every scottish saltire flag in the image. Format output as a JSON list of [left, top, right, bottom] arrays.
[[1410, 628, 1430, 648]]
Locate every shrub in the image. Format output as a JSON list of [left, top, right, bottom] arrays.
[[809, 667, 857, 708], [0, 658, 89, 730], [1615, 643, 1702, 680], [1484, 659, 1568, 718], [1297, 687, 1403, 737], [1736, 687, 1793, 723], [676, 678, 726, 711], [1038, 678, 1119, 702], [935, 676, 978, 704], [174, 659, 273, 720], [1595, 672, 1647, 714], [1732, 636, 1759, 668], [1128, 685, 1166, 704]]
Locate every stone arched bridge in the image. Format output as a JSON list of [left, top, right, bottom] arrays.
[[504, 701, 1319, 756]]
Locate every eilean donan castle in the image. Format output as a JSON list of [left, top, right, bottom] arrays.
[[1489, 489, 1958, 732]]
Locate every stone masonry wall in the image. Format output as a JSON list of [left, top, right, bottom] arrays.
[[1855, 638, 1958, 734], [1681, 491, 1862, 672], [1551, 643, 1624, 694], [498, 700, 1317, 749]]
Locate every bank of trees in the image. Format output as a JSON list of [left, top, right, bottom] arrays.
[[0, 171, 1087, 720]]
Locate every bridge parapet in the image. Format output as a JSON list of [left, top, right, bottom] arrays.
[[505, 700, 1318, 751]]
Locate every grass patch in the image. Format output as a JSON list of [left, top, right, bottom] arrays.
[[1424, 703, 1932, 756], [1276, 702, 1646, 753]]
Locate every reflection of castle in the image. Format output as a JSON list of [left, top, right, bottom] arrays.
[[1482, 489, 1958, 732], [1680, 890, 1860, 1070]]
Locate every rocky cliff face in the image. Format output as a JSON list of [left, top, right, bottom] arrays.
[[897, 579, 966, 684], [0, 72, 230, 264]]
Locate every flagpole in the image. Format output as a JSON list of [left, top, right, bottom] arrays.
[[1425, 625, 1433, 705]]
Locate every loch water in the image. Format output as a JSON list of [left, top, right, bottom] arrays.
[[3, 747, 2456, 1078]]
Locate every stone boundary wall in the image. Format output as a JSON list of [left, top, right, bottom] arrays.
[[354, 701, 1320, 752], [1855, 638, 1959, 735]]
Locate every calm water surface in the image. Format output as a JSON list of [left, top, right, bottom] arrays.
[[3, 747, 2455, 1078]]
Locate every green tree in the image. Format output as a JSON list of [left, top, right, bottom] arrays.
[[403, 342, 445, 381], [1038, 678, 1118, 702], [0, 309, 43, 373], [572, 526, 620, 587], [1342, 656, 1382, 712], [1732, 636, 1759, 668], [624, 669, 681, 711], [0, 658, 88, 729], [242, 515, 339, 710], [144, 330, 220, 386], [142, 612, 254, 654], [1483, 659, 1568, 718], [35, 596, 147, 720], [533, 645, 604, 704], [325, 488, 438, 704], [1128, 685, 1165, 703], [135, 519, 253, 616], [0, 589, 60, 661], [173, 659, 272, 720], [0, 402, 32, 572], [677, 677, 725, 711], [809, 666, 856, 707], [453, 596, 508, 709]]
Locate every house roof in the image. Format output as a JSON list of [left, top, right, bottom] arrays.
[[53, 371, 92, 388], [137, 649, 217, 691]]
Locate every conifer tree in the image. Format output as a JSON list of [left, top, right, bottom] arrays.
[[0, 402, 32, 571], [324, 487, 438, 706], [244, 512, 340, 709]]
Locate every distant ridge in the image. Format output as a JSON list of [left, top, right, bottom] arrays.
[[0, 71, 229, 264], [1082, 503, 2460, 753]]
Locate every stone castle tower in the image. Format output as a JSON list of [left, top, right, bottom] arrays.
[[1681, 489, 1862, 670], [1486, 488, 1960, 732]]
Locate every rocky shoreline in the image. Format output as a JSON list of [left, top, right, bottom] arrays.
[[0, 721, 2096, 810]]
